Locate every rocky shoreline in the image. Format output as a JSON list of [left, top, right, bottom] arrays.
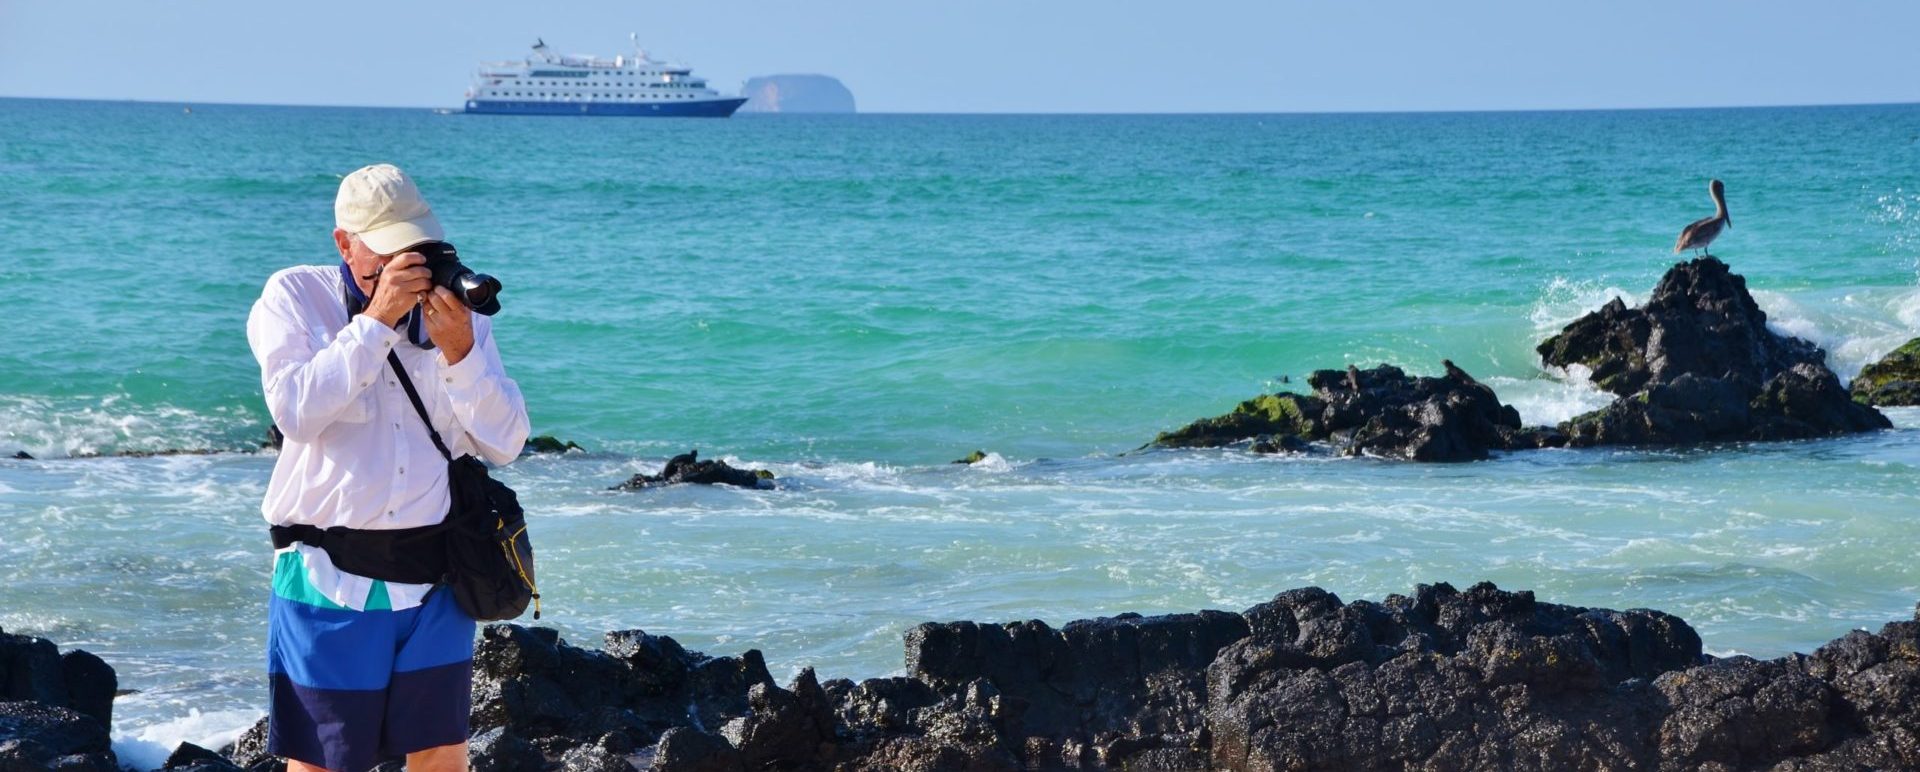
[[1151, 257, 1897, 460], [7, 582, 1919, 771]]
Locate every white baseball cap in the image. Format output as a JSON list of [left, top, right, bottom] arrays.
[[334, 163, 444, 255]]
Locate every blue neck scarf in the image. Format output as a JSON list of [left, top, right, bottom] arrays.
[[340, 261, 433, 349]]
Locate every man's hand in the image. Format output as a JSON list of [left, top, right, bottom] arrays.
[[365, 252, 432, 327], [423, 286, 475, 365]]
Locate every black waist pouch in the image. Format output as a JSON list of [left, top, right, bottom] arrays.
[[269, 522, 447, 585], [389, 351, 541, 621]]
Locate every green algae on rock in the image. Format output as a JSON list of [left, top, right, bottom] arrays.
[[1850, 337, 1920, 406]]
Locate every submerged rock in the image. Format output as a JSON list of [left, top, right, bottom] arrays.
[[612, 450, 774, 490], [524, 435, 585, 455], [1540, 257, 1889, 445], [1850, 336, 1920, 406], [1153, 361, 1558, 462]]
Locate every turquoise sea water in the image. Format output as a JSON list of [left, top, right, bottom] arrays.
[[2, 98, 1918, 761]]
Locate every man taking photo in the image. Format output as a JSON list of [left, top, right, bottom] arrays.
[[246, 163, 530, 772]]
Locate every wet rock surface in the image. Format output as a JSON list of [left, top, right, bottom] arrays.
[[525, 435, 586, 455], [1850, 336, 1920, 406], [161, 741, 242, 771], [612, 450, 775, 490], [1153, 361, 1558, 462], [1540, 257, 1889, 445], [455, 582, 1920, 770], [0, 628, 117, 771]]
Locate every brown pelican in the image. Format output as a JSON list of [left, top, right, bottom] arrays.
[[1674, 179, 1731, 257], [1346, 364, 1362, 392]]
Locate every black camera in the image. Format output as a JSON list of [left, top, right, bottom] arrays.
[[413, 241, 501, 316]]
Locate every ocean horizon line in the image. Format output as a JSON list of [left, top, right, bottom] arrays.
[[5, 93, 1920, 117]]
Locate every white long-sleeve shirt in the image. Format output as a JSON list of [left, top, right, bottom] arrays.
[[247, 264, 530, 610]]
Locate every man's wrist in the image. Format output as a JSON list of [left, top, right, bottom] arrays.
[[442, 342, 472, 366], [364, 305, 404, 328]]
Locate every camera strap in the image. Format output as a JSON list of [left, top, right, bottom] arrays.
[[387, 351, 453, 463]]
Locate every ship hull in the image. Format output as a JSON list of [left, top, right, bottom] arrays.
[[463, 98, 747, 117]]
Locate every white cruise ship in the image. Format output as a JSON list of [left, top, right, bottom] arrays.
[[464, 36, 748, 117]]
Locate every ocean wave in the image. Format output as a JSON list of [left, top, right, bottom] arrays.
[[0, 395, 264, 459], [1529, 276, 1642, 334], [1750, 287, 1920, 380], [1484, 374, 1615, 426], [113, 707, 260, 772]]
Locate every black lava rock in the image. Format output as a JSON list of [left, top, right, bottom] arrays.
[[646, 727, 743, 772], [162, 742, 242, 772], [0, 701, 112, 763], [466, 582, 1920, 770], [0, 630, 119, 771], [613, 450, 775, 490], [218, 717, 278, 771], [471, 623, 779, 760], [524, 435, 585, 455], [467, 726, 545, 772], [1154, 361, 1556, 462], [1540, 257, 1890, 445]]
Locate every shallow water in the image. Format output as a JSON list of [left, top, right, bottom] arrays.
[[0, 99, 1917, 760]]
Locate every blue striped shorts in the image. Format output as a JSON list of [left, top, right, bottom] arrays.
[[265, 552, 475, 772]]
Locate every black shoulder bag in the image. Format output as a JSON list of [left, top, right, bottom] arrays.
[[388, 351, 541, 621]]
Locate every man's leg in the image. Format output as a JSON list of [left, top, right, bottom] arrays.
[[284, 761, 327, 772], [407, 741, 469, 772]]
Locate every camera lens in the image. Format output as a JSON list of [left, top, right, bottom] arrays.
[[416, 241, 503, 316], [461, 274, 501, 311]]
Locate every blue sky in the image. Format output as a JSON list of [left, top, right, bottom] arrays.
[[1, 1, 1913, 113]]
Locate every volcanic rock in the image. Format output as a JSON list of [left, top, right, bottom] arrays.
[[1540, 257, 1889, 445], [0, 701, 114, 771], [0, 628, 117, 771], [1153, 361, 1560, 461], [467, 726, 545, 772], [1850, 336, 1920, 406], [162, 742, 242, 771], [466, 581, 1920, 770], [217, 717, 279, 771], [613, 450, 775, 490], [525, 435, 585, 455], [469, 623, 782, 758]]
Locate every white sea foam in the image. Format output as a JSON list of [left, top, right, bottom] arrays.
[[1529, 276, 1642, 334], [1751, 286, 1920, 381], [113, 708, 261, 772], [0, 395, 258, 458], [1485, 374, 1615, 426], [960, 451, 1014, 473]]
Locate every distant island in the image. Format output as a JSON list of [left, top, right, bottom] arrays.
[[739, 74, 856, 114]]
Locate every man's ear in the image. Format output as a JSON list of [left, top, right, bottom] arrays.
[[332, 228, 352, 258]]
